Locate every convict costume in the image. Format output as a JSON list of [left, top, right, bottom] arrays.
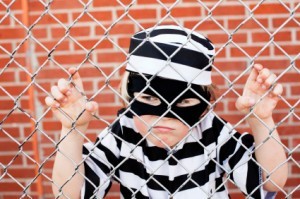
[[81, 25, 276, 199]]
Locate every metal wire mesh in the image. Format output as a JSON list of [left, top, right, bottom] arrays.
[[0, 0, 299, 198]]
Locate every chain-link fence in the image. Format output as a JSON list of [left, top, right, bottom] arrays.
[[0, 0, 299, 198]]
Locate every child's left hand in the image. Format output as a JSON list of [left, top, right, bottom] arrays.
[[235, 64, 283, 120]]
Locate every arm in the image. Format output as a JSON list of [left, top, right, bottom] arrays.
[[236, 64, 288, 191], [45, 68, 98, 198]]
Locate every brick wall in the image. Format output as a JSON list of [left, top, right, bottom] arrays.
[[0, 0, 299, 198]]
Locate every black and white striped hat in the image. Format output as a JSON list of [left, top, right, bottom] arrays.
[[126, 25, 215, 85]]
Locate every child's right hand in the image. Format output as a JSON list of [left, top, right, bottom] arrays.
[[45, 67, 98, 129]]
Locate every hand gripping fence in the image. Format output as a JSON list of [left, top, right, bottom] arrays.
[[0, 0, 299, 198]]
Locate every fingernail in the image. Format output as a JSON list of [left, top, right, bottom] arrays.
[[257, 78, 262, 83], [249, 98, 255, 105], [66, 90, 72, 96]]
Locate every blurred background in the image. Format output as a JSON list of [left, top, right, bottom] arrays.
[[0, 0, 299, 198]]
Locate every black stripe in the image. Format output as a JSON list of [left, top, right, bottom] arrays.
[[201, 116, 228, 147], [122, 126, 147, 146], [246, 155, 262, 199], [219, 133, 241, 164], [83, 145, 111, 175], [120, 184, 149, 199], [119, 157, 149, 180], [84, 161, 101, 199], [148, 159, 217, 193], [135, 28, 214, 50], [94, 137, 119, 167], [129, 39, 212, 71]]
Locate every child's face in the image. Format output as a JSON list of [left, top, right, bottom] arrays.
[[133, 115, 189, 148]]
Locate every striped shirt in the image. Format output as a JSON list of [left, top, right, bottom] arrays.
[[81, 109, 276, 199]]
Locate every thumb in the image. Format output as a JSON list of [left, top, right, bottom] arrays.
[[235, 96, 256, 113]]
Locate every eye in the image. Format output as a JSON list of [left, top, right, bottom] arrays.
[[176, 98, 200, 107], [134, 93, 161, 106]]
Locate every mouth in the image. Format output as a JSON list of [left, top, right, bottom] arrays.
[[153, 126, 174, 132]]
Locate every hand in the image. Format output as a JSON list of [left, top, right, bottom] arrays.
[[45, 67, 98, 129], [235, 64, 283, 120]]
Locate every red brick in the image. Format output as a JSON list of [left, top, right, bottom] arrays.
[[54, 54, 87, 65], [43, 121, 62, 131], [7, 168, 36, 178], [117, 9, 157, 19], [0, 154, 24, 165], [138, 0, 175, 4], [94, 93, 116, 104], [74, 39, 113, 51], [31, 28, 47, 39], [228, 18, 269, 30], [28, 1, 45, 11], [105, 23, 135, 35], [73, 11, 112, 22], [69, 26, 91, 37], [3, 0, 22, 10], [93, 1, 131, 7], [185, 19, 225, 31], [273, 17, 300, 28], [98, 105, 122, 116], [161, 7, 201, 18], [0, 27, 25, 39], [291, 165, 300, 175], [49, 0, 83, 9], [278, 73, 300, 83], [277, 125, 300, 135], [208, 5, 245, 16], [0, 14, 11, 26], [0, 127, 20, 138], [97, 52, 126, 63], [291, 85, 300, 95], [36, 40, 70, 52], [230, 46, 270, 57], [0, 71, 15, 82], [30, 13, 69, 25], [250, 3, 290, 14], [35, 69, 68, 80], [285, 177, 300, 187], [51, 27, 66, 38], [0, 182, 23, 192], [117, 37, 131, 49], [274, 44, 300, 55]]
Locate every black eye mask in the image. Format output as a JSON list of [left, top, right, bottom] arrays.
[[128, 74, 211, 127]]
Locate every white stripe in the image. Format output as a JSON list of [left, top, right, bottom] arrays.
[[149, 34, 215, 55], [84, 142, 112, 168], [84, 158, 111, 198], [98, 127, 120, 157], [119, 170, 149, 196], [232, 152, 250, 194], [127, 55, 211, 85]]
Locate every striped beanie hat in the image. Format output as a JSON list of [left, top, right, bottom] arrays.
[[126, 25, 215, 85]]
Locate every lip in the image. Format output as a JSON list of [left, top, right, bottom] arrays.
[[153, 126, 174, 132]]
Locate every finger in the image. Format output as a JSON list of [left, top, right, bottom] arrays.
[[58, 78, 71, 95], [257, 68, 270, 83], [247, 64, 265, 84], [235, 96, 256, 111], [51, 85, 67, 103], [85, 101, 98, 114], [45, 96, 60, 108], [262, 73, 277, 90], [272, 83, 283, 96], [68, 67, 84, 90]]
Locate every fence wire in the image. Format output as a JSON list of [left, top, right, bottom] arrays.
[[0, 0, 299, 198]]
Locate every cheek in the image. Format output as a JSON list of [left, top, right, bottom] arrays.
[[133, 116, 151, 135]]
